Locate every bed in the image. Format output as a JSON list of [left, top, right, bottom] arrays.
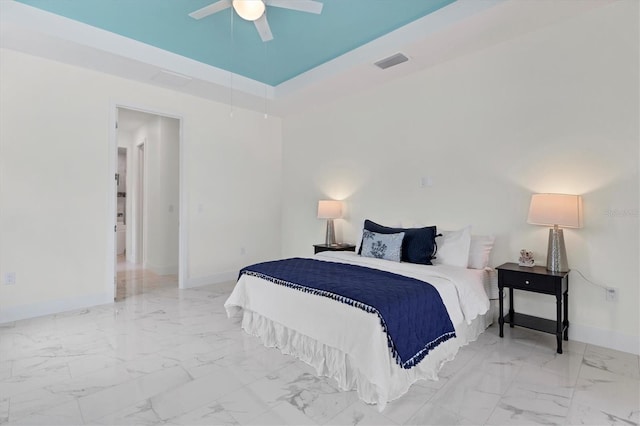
[[225, 223, 497, 410]]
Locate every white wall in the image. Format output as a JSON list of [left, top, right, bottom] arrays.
[[281, 1, 639, 353], [142, 115, 179, 275], [0, 48, 283, 322]]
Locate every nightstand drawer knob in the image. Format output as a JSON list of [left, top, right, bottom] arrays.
[[525, 280, 530, 284]]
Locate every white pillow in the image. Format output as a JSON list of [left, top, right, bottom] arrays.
[[468, 234, 495, 269], [434, 226, 472, 268]]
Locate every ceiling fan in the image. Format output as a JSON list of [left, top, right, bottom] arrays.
[[189, 0, 324, 42]]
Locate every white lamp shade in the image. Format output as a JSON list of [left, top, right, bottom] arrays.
[[317, 200, 342, 219], [527, 193, 583, 228], [232, 0, 265, 21]]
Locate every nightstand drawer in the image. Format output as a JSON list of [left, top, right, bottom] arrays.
[[501, 270, 556, 294]]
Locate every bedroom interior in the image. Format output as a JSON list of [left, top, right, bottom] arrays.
[[0, 0, 638, 424]]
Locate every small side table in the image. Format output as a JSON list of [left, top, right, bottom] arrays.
[[496, 262, 569, 354], [313, 243, 356, 254]]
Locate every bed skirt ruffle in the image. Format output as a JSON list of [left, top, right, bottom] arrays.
[[237, 309, 488, 411]]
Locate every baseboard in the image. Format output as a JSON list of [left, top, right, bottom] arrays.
[[570, 323, 639, 355], [184, 271, 237, 289], [0, 292, 112, 324]]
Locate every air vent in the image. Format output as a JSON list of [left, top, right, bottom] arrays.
[[151, 70, 192, 87], [374, 53, 409, 70]]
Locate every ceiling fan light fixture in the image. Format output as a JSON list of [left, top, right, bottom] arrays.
[[232, 0, 265, 21]]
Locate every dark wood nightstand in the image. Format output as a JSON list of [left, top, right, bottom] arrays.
[[496, 262, 570, 354], [313, 244, 356, 254]]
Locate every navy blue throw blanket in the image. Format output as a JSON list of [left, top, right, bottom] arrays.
[[239, 258, 456, 369]]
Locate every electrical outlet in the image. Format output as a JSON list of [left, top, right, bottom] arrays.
[[605, 287, 618, 302], [3, 272, 16, 285]]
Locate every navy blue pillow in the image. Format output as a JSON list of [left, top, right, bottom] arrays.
[[359, 220, 437, 265]]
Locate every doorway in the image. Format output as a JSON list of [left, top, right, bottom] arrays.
[[112, 106, 182, 301]]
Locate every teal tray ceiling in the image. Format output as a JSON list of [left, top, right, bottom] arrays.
[[15, 0, 456, 86]]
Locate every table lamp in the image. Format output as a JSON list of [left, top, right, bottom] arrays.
[[317, 200, 342, 246], [527, 193, 583, 272]]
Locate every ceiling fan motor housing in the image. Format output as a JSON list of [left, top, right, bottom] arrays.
[[232, 0, 265, 22]]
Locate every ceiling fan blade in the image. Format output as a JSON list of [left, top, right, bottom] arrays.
[[265, 0, 323, 14], [188, 0, 232, 19], [254, 15, 273, 41]]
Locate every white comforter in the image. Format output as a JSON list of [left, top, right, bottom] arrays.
[[224, 251, 490, 409]]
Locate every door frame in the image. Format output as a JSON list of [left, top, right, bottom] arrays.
[[107, 102, 187, 299], [135, 140, 146, 266]]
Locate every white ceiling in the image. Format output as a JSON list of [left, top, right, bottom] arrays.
[[0, 0, 610, 117]]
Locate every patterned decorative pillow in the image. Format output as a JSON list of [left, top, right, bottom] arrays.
[[359, 220, 438, 265], [360, 230, 405, 262]]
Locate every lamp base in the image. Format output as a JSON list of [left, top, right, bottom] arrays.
[[546, 226, 569, 273], [325, 219, 337, 246]]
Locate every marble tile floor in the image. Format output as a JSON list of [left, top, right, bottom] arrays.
[[1, 278, 638, 426]]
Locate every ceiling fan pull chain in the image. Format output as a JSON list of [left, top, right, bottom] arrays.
[[229, 6, 234, 118]]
